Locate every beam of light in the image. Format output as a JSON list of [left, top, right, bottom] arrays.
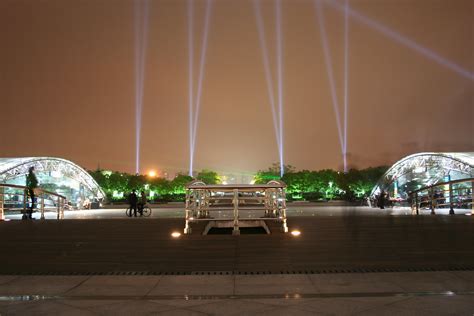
[[343, 0, 349, 172], [191, 0, 212, 158], [253, 0, 280, 150], [276, 0, 284, 177], [324, 0, 474, 81], [188, 0, 194, 176], [314, 0, 345, 157], [134, 0, 150, 175]]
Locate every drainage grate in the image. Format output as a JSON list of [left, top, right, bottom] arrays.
[[2, 265, 474, 276], [207, 227, 268, 235]]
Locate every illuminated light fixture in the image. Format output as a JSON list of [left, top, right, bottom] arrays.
[[171, 232, 182, 238], [291, 230, 301, 236], [148, 170, 157, 177]]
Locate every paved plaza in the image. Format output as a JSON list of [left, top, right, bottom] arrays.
[[0, 272, 473, 315], [1, 205, 474, 314]]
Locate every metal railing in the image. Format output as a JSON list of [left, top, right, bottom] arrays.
[[0, 183, 67, 220], [184, 180, 288, 235], [409, 178, 474, 215]]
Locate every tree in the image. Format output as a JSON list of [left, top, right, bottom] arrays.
[[196, 169, 221, 184], [253, 163, 295, 184]]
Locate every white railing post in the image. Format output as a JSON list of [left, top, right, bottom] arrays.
[[449, 183, 454, 215], [0, 186, 4, 221], [281, 188, 288, 233], [184, 190, 192, 234], [430, 187, 436, 215], [232, 189, 240, 235], [40, 193, 45, 220]]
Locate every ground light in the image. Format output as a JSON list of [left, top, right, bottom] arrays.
[[290, 230, 301, 237], [171, 232, 181, 238], [148, 170, 157, 177]]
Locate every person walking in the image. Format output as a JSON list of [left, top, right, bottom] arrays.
[[25, 166, 38, 220], [139, 190, 147, 216], [378, 190, 386, 210], [128, 190, 138, 217]]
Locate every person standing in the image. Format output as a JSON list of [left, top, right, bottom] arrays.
[[378, 190, 386, 210], [128, 190, 138, 217], [25, 166, 38, 219], [139, 190, 147, 216]]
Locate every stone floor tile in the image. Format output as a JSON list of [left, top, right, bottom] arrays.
[[148, 275, 234, 295], [82, 300, 176, 315], [234, 275, 316, 294], [387, 295, 474, 315], [379, 271, 473, 292], [0, 276, 89, 295], [186, 299, 277, 315], [0, 301, 97, 316], [253, 305, 325, 315], [295, 297, 409, 315], [0, 276, 19, 285], [67, 275, 161, 296], [308, 273, 405, 293], [154, 308, 210, 315]]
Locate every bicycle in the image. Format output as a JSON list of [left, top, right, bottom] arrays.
[[125, 205, 152, 217]]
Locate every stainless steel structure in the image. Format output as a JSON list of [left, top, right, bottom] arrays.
[[0, 183, 67, 220], [370, 152, 474, 204], [409, 178, 474, 215], [0, 157, 105, 208], [184, 180, 288, 235]]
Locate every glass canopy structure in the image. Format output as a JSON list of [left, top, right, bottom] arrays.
[[370, 152, 474, 201], [0, 157, 105, 208]]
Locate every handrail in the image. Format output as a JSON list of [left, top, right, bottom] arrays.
[[0, 183, 67, 220], [409, 178, 474, 196], [408, 178, 473, 215]]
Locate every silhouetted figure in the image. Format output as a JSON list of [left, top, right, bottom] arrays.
[[138, 190, 147, 216], [378, 190, 386, 210], [128, 190, 138, 217], [25, 166, 38, 219]]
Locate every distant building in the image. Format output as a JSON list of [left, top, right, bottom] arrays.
[[370, 152, 474, 201], [0, 157, 105, 207]]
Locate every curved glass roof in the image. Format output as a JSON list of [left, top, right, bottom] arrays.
[[0, 157, 105, 199], [371, 152, 474, 198]]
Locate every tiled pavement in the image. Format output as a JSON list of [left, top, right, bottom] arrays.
[[0, 271, 473, 315]]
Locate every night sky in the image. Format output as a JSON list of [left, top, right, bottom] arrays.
[[1, 0, 472, 176]]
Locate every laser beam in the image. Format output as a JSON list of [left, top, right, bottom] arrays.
[[343, 0, 349, 172], [134, 0, 150, 174], [188, 0, 194, 176], [324, 0, 474, 81], [276, 0, 284, 177], [314, 0, 345, 156], [253, 0, 280, 149], [192, 0, 212, 153]]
